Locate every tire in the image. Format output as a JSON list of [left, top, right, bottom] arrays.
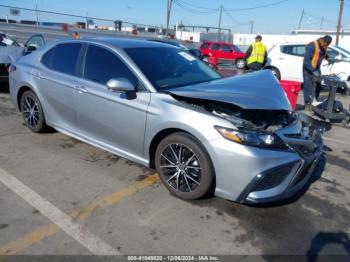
[[201, 55, 209, 63], [20, 90, 48, 133], [268, 67, 281, 80], [155, 132, 214, 200], [235, 58, 246, 70]]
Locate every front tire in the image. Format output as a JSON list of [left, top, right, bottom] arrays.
[[155, 132, 214, 200], [235, 58, 246, 69], [20, 90, 48, 133]]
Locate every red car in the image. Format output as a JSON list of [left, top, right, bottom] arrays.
[[199, 41, 246, 69]]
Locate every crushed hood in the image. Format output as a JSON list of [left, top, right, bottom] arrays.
[[169, 70, 291, 111]]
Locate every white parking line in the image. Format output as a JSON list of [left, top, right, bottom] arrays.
[[0, 167, 120, 255]]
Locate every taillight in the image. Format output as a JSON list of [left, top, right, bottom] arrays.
[[8, 65, 16, 73]]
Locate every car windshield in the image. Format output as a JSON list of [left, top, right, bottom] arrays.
[[126, 47, 221, 91], [335, 46, 350, 57]]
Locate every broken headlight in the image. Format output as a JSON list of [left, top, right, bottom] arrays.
[[215, 126, 287, 148]]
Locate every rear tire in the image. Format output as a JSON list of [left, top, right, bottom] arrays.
[[235, 58, 246, 70], [20, 90, 48, 133], [268, 67, 281, 80], [155, 132, 214, 200]]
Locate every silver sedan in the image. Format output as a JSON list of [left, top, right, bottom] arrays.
[[9, 38, 323, 203]]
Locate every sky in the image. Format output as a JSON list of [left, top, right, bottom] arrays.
[[0, 0, 349, 34]]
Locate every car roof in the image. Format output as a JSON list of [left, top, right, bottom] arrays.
[[57, 37, 175, 49], [203, 41, 233, 45]]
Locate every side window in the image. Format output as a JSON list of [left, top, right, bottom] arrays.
[[327, 48, 341, 60], [84, 45, 138, 86], [210, 44, 220, 51], [201, 43, 209, 49], [222, 44, 232, 52], [281, 45, 305, 57], [41, 48, 53, 68], [26, 36, 44, 48], [51, 43, 82, 75]]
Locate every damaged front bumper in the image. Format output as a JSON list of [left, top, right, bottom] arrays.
[[239, 113, 324, 204], [208, 113, 324, 204]]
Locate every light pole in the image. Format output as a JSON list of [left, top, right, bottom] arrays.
[[336, 0, 344, 45], [166, 0, 173, 36]]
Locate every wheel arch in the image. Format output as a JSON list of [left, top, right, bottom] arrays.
[[17, 86, 34, 111], [148, 128, 192, 169]]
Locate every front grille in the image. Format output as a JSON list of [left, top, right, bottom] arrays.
[[252, 162, 296, 192]]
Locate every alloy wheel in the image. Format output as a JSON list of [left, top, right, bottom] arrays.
[[22, 95, 40, 129], [160, 143, 201, 193]]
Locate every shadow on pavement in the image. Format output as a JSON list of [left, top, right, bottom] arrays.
[[307, 231, 350, 261]]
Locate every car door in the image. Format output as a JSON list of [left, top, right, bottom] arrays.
[[321, 47, 345, 76], [74, 44, 150, 159], [34, 43, 82, 131], [277, 44, 305, 81], [209, 43, 221, 58], [221, 44, 233, 60]]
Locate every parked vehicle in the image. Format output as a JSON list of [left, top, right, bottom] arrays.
[[267, 43, 350, 90], [199, 41, 246, 69], [9, 38, 323, 203], [0, 33, 23, 84], [148, 39, 201, 58], [23, 34, 46, 55], [0, 34, 45, 84]]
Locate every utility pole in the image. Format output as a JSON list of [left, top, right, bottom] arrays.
[[35, 3, 39, 27], [250, 20, 254, 34], [166, 0, 173, 37], [336, 0, 344, 45], [320, 16, 324, 30], [298, 9, 304, 30], [218, 5, 223, 41]]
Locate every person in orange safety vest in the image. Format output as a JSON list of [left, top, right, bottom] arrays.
[[303, 35, 332, 111]]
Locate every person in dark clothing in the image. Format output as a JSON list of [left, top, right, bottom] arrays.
[[303, 35, 332, 111], [245, 35, 268, 71]]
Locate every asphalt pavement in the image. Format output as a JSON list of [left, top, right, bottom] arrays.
[[0, 83, 350, 258]]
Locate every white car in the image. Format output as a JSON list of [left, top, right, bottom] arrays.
[[266, 43, 350, 88]]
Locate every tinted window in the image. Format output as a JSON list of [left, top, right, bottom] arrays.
[[126, 47, 221, 91], [51, 43, 82, 75], [281, 45, 306, 57], [84, 45, 137, 86], [222, 44, 232, 52], [41, 49, 53, 67], [201, 43, 209, 49], [211, 44, 220, 51]]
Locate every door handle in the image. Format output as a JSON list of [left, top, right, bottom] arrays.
[[278, 57, 285, 60], [74, 85, 89, 94]]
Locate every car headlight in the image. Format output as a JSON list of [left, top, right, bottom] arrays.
[[215, 126, 286, 148]]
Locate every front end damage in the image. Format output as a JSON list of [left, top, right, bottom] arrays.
[[169, 72, 325, 203]]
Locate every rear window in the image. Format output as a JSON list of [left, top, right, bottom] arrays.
[[50, 43, 82, 75], [281, 45, 306, 57]]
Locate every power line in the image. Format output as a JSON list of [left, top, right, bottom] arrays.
[[225, 0, 289, 12], [174, 0, 219, 15], [174, 0, 219, 11], [223, 8, 251, 26]]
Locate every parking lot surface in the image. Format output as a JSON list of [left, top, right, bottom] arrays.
[[0, 85, 350, 257]]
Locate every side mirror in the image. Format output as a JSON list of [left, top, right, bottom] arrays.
[[27, 45, 37, 52], [106, 78, 135, 92]]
